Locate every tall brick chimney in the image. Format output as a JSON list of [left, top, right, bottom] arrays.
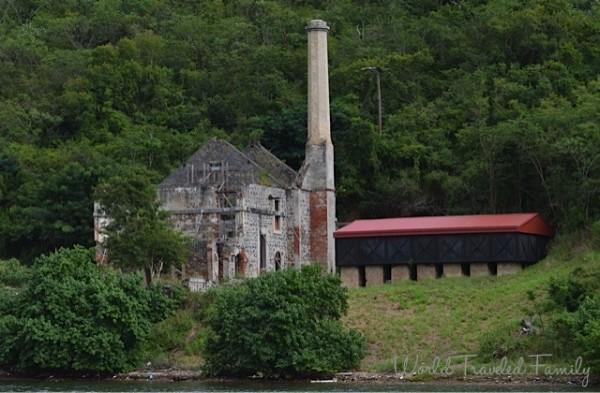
[[302, 19, 336, 273]]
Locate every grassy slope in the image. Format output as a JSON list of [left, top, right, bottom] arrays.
[[343, 235, 600, 371], [149, 236, 598, 372]]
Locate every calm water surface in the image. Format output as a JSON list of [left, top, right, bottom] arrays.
[[0, 380, 593, 393]]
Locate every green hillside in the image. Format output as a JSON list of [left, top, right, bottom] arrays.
[[137, 235, 599, 374], [1, 0, 600, 378], [2, 0, 600, 262], [344, 235, 600, 372]]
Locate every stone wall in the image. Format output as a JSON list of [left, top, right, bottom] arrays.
[[417, 264, 437, 280], [497, 262, 522, 276], [340, 266, 360, 288], [470, 263, 490, 277], [391, 265, 410, 282], [365, 266, 384, 287], [443, 264, 463, 278], [241, 184, 289, 278]]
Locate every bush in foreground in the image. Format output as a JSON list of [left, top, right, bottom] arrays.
[[203, 265, 365, 378], [0, 246, 178, 374], [0, 259, 31, 288]]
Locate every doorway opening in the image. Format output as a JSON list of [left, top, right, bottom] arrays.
[[259, 235, 266, 272]]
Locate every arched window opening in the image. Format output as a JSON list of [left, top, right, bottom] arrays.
[[274, 252, 282, 271]]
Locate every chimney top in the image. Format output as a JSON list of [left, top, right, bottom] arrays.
[[306, 19, 330, 32]]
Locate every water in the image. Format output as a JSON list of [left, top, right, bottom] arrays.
[[0, 380, 591, 393]]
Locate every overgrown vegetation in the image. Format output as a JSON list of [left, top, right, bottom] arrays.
[[2, 0, 600, 263], [95, 166, 189, 286], [344, 234, 600, 372], [542, 266, 600, 371], [203, 265, 365, 377], [139, 292, 209, 370], [0, 247, 181, 374], [470, 237, 600, 373], [0, 258, 31, 288], [1, 0, 600, 378]]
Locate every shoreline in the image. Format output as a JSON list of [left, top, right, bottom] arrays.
[[1, 369, 596, 387]]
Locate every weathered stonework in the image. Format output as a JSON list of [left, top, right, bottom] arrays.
[[94, 20, 337, 290], [391, 265, 410, 282], [497, 262, 522, 276], [470, 263, 490, 277], [443, 264, 463, 278], [417, 264, 437, 280], [301, 20, 336, 273], [340, 266, 360, 288], [365, 266, 384, 287]]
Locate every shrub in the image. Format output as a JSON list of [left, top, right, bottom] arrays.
[[147, 284, 186, 323], [0, 258, 31, 287], [478, 321, 526, 361], [0, 246, 176, 374], [548, 267, 600, 312], [145, 310, 195, 355], [202, 265, 365, 378], [542, 267, 600, 370], [571, 295, 600, 371]]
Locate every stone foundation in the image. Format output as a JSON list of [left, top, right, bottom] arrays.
[[340, 266, 360, 288], [391, 265, 410, 282], [443, 264, 463, 278], [365, 265, 384, 287], [497, 262, 522, 276], [470, 263, 490, 277], [417, 264, 436, 280]]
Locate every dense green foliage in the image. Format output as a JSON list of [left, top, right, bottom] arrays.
[[0, 258, 31, 288], [203, 265, 365, 377], [95, 166, 189, 285], [474, 257, 600, 370], [0, 247, 179, 374], [546, 267, 600, 371], [1, 0, 600, 262]]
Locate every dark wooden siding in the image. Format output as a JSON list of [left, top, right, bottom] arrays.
[[336, 233, 549, 266]]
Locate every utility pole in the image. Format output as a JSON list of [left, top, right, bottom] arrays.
[[362, 66, 383, 134]]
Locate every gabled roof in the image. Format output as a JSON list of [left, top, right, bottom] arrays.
[[159, 139, 294, 189], [334, 213, 554, 238], [244, 143, 297, 187]]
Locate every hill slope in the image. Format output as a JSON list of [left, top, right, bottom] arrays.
[[344, 237, 600, 371]]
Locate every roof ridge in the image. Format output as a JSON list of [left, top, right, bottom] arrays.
[[213, 139, 290, 188], [335, 213, 552, 238], [165, 139, 289, 189], [352, 212, 537, 221], [246, 142, 298, 175]]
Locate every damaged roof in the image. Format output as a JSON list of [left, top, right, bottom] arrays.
[[160, 138, 298, 189]]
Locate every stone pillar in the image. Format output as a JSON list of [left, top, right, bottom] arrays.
[[497, 262, 522, 276], [417, 264, 437, 280], [365, 265, 384, 287], [340, 266, 360, 288], [306, 20, 331, 145], [302, 20, 336, 273], [470, 263, 490, 277], [391, 265, 410, 282], [443, 264, 463, 278]]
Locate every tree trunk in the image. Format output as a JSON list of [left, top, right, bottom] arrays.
[[144, 266, 152, 287]]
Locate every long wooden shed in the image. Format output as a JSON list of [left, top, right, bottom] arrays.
[[334, 213, 553, 287]]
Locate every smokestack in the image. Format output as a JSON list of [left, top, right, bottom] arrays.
[[301, 20, 336, 274], [306, 19, 331, 146]]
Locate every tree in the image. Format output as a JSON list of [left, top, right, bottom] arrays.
[[203, 265, 365, 377], [2, 0, 600, 265], [0, 246, 177, 373], [95, 166, 188, 286]]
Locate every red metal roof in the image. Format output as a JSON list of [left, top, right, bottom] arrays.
[[334, 213, 554, 238]]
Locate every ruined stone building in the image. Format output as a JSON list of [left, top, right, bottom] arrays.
[[95, 20, 336, 288]]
